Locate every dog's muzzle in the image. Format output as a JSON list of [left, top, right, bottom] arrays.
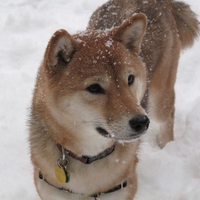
[[97, 114, 150, 141]]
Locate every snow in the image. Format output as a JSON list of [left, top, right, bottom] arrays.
[[0, 0, 199, 200], [105, 39, 113, 47]]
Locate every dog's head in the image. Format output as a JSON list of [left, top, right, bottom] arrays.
[[35, 14, 149, 155]]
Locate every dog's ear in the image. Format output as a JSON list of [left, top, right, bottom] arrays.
[[113, 13, 147, 54], [44, 29, 76, 76]]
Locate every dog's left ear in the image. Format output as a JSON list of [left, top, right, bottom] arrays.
[[113, 13, 147, 54]]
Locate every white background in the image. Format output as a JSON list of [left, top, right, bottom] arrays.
[[0, 0, 200, 199]]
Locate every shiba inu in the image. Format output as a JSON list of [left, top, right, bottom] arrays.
[[29, 0, 199, 199]]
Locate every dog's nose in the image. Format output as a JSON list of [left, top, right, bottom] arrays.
[[129, 115, 150, 134]]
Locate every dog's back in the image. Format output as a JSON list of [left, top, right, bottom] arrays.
[[88, 0, 199, 147], [88, 0, 199, 49]]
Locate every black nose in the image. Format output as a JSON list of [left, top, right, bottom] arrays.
[[129, 115, 150, 134]]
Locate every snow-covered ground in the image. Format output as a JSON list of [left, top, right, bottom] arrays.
[[0, 0, 199, 199]]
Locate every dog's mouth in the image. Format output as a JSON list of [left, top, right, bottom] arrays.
[[96, 127, 145, 141], [96, 127, 110, 137]]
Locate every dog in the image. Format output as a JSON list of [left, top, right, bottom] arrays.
[[29, 0, 199, 199], [88, 0, 200, 149]]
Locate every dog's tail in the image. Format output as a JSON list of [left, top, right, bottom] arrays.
[[171, 1, 199, 49]]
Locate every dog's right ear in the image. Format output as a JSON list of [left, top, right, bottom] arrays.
[[43, 29, 76, 76], [112, 13, 147, 54]]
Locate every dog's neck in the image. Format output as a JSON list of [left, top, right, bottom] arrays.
[[56, 143, 115, 164]]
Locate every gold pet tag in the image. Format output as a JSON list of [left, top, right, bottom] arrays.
[[55, 165, 67, 184], [55, 147, 70, 184]]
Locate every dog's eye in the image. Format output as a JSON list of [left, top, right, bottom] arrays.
[[86, 84, 105, 94], [128, 75, 135, 86]]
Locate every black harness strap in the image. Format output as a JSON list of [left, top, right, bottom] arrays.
[[91, 180, 127, 198], [39, 171, 127, 199]]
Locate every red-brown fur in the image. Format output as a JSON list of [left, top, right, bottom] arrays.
[[88, 0, 199, 147], [29, 1, 199, 199]]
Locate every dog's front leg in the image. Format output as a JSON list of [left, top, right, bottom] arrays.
[[156, 112, 174, 148], [148, 85, 175, 148]]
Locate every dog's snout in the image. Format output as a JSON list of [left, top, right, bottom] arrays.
[[129, 115, 150, 134]]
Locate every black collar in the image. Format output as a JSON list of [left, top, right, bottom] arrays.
[[56, 143, 115, 164], [39, 171, 127, 199]]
